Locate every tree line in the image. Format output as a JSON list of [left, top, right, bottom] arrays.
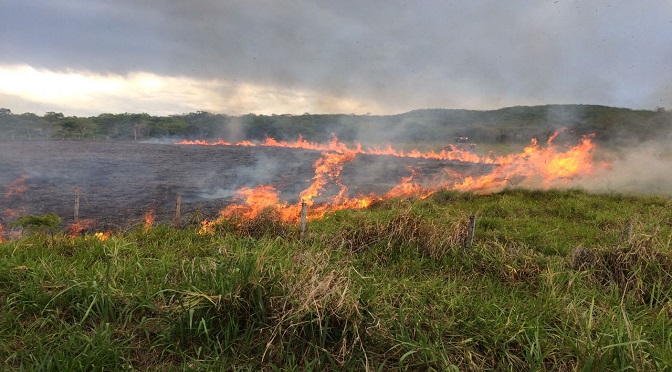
[[0, 105, 670, 146]]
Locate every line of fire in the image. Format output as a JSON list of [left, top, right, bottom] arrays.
[[0, 130, 606, 241]]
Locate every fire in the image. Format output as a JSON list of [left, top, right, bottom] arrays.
[[178, 134, 495, 164], [3, 175, 29, 221], [198, 220, 216, 235], [93, 231, 111, 241], [384, 169, 434, 199], [448, 135, 599, 193], [181, 131, 602, 229], [220, 185, 300, 221], [1, 175, 31, 242], [144, 209, 155, 232], [4, 175, 28, 197], [3, 207, 26, 219], [300, 151, 357, 206], [67, 219, 94, 237]]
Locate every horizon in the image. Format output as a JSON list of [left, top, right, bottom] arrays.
[[0, 102, 659, 118]]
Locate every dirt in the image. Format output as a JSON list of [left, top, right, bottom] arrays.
[[0, 141, 493, 231]]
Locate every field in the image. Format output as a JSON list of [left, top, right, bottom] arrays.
[[0, 141, 491, 231], [1, 140, 672, 370]]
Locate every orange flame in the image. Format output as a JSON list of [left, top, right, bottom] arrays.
[[384, 169, 434, 200], [144, 209, 155, 232], [300, 150, 357, 206], [4, 175, 28, 197], [180, 131, 603, 226], [178, 134, 496, 164], [198, 220, 216, 235], [67, 219, 94, 237], [93, 231, 111, 241], [1, 175, 32, 242], [448, 134, 599, 193]]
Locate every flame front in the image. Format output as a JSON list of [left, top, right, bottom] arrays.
[[449, 135, 598, 193], [181, 131, 602, 227], [179, 134, 495, 163], [0, 132, 605, 241]]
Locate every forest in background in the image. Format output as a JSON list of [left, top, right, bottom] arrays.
[[0, 105, 670, 147]]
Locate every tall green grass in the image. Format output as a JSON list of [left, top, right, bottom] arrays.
[[1, 188, 671, 370]]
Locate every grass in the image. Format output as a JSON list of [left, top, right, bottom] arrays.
[[1, 188, 672, 370]]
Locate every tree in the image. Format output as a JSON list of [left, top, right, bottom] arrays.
[[58, 117, 97, 139], [44, 112, 64, 139], [11, 213, 62, 245]]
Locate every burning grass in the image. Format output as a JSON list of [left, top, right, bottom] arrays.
[[1, 189, 671, 370], [177, 132, 607, 226]]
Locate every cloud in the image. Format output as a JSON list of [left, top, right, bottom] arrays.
[[1, 0, 671, 115], [0, 64, 384, 115]]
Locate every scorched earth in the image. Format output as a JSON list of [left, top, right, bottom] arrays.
[[0, 140, 493, 232]]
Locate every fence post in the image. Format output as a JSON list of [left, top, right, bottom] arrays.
[[73, 187, 80, 224], [300, 202, 308, 237], [464, 215, 476, 250], [174, 194, 182, 229]]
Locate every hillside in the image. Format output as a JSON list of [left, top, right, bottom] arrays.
[[1, 105, 670, 147]]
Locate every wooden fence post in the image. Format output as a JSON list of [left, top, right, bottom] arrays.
[[174, 194, 182, 229], [73, 187, 80, 224], [300, 202, 308, 237], [464, 215, 476, 250]]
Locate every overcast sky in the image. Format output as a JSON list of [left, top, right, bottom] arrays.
[[1, 0, 671, 116]]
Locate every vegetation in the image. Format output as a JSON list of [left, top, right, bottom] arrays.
[[1, 105, 670, 147], [10, 213, 61, 246], [1, 189, 671, 370]]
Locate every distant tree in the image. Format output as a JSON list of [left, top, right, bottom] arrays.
[[44, 112, 65, 139], [0, 108, 11, 116], [148, 116, 189, 137], [58, 117, 97, 139]]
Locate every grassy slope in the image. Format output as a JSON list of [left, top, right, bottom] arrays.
[[1, 189, 671, 371]]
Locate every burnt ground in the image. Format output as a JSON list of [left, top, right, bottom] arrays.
[[0, 141, 493, 231]]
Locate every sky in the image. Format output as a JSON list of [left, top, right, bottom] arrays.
[[1, 0, 671, 117]]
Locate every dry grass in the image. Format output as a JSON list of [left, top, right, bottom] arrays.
[[478, 239, 548, 284], [264, 249, 365, 367], [219, 207, 296, 238], [332, 208, 469, 259], [568, 217, 672, 305]]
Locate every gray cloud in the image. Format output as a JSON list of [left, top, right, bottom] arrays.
[[1, 0, 671, 114]]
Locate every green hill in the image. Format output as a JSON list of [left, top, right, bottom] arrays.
[[1, 105, 670, 147]]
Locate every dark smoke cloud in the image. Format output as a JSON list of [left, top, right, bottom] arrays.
[[1, 0, 671, 113]]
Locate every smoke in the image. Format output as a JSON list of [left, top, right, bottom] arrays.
[[195, 148, 319, 203], [221, 116, 244, 143], [578, 139, 672, 195]]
